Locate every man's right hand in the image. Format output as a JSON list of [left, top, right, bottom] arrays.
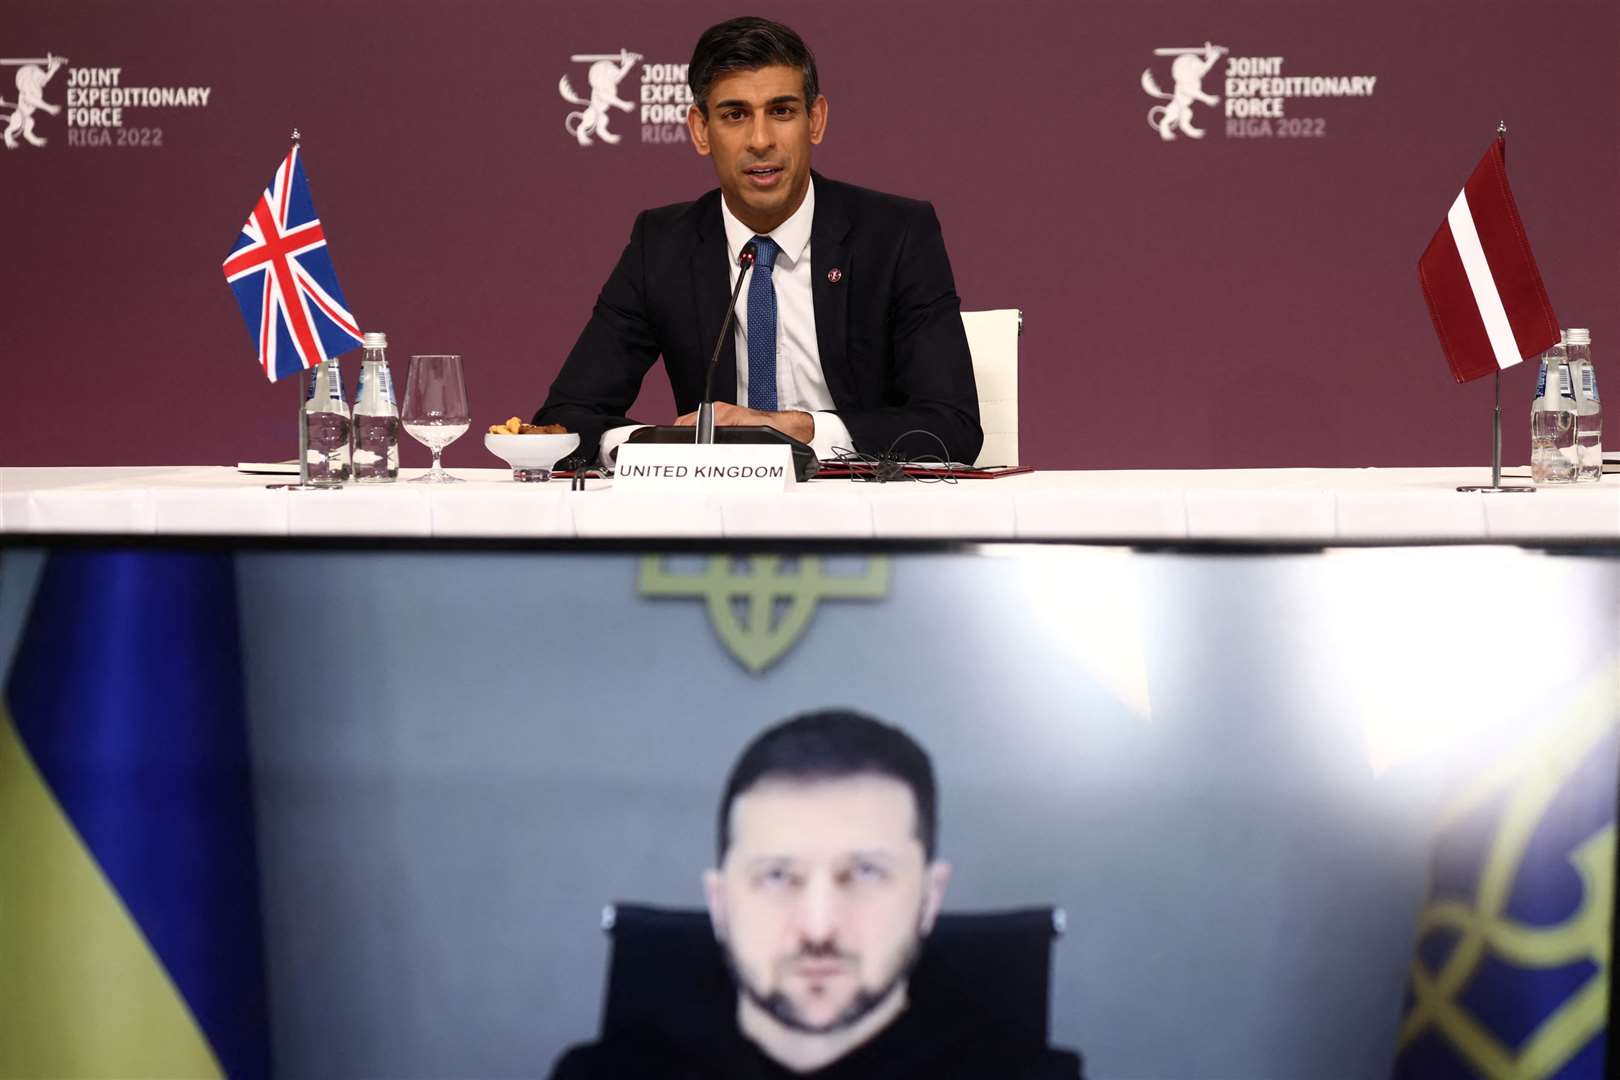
[[673, 403, 814, 444]]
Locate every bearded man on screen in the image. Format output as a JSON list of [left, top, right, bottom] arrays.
[[550, 710, 1084, 1078]]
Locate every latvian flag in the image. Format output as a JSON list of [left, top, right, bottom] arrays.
[[1418, 139, 1560, 383]]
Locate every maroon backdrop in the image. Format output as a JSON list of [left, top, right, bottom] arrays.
[[6, 0, 1617, 470]]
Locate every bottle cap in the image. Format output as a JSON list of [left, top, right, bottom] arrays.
[[1565, 328, 1590, 345], [363, 331, 388, 349]]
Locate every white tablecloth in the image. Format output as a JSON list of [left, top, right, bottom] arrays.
[[1, 466, 1616, 542]]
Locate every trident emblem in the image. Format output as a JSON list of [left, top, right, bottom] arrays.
[[1396, 665, 1618, 1078], [639, 555, 890, 672]]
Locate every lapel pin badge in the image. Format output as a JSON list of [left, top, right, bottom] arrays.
[[826, 268, 843, 284]]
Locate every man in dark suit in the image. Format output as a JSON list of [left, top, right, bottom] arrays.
[[536, 17, 982, 467]]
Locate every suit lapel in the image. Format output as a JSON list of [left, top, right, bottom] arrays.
[[810, 175, 855, 408], [691, 193, 736, 404]]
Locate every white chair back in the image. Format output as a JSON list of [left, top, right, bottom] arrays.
[[960, 308, 1020, 467]]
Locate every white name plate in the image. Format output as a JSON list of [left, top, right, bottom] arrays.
[[612, 443, 796, 494]]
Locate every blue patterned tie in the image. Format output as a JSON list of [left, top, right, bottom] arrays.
[[745, 235, 779, 411]]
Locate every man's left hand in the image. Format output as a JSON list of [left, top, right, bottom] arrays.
[[673, 403, 814, 444]]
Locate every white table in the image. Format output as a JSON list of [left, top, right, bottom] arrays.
[[1, 466, 1616, 542]]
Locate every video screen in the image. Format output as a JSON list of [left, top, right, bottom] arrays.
[[1, 543, 1614, 1078]]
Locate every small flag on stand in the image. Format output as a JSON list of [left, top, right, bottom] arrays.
[[223, 143, 364, 383], [0, 551, 272, 1079], [1418, 137, 1560, 383]]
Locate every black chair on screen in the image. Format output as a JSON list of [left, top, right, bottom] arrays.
[[595, 902, 1068, 1057]]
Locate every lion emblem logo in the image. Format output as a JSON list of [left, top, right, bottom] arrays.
[[2, 53, 68, 150], [559, 49, 642, 146], [1141, 43, 1227, 141]]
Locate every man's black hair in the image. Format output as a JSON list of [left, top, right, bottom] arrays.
[[716, 709, 938, 862], [688, 16, 821, 117]]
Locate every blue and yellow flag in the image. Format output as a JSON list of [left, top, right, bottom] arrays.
[[1393, 667, 1617, 1079], [0, 550, 271, 1079]]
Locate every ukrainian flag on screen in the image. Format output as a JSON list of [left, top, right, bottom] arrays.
[[1392, 666, 1617, 1080], [0, 550, 271, 1079]]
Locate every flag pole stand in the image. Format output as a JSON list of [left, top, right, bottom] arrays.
[[265, 126, 337, 492], [267, 367, 336, 491], [1456, 122, 1533, 494], [1457, 370, 1534, 492]]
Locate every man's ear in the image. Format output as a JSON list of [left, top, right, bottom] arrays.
[[808, 94, 828, 146], [703, 867, 728, 939], [688, 104, 711, 157], [918, 859, 952, 934]]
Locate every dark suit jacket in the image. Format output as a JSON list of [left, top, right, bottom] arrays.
[[549, 1003, 1084, 1079], [536, 174, 982, 464]]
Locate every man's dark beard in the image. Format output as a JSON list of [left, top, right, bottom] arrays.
[[722, 934, 924, 1036]]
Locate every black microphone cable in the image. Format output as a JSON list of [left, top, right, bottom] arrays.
[[828, 429, 963, 484]]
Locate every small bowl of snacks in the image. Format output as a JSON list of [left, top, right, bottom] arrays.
[[483, 417, 580, 482]]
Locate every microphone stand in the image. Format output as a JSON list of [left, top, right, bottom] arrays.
[[696, 242, 757, 444]]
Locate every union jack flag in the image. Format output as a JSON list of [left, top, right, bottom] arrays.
[[222, 145, 364, 383]]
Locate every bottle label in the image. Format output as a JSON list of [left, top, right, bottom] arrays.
[[1585, 366, 1599, 402], [1535, 362, 1548, 398], [354, 361, 397, 416]]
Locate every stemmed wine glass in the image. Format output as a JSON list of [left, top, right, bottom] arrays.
[[402, 354, 470, 483]]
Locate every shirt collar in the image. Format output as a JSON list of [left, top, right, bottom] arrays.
[[721, 175, 815, 269]]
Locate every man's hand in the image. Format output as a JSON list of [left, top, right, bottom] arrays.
[[674, 402, 814, 444]]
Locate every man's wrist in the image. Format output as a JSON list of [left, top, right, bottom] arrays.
[[597, 424, 646, 468], [769, 409, 814, 444], [807, 411, 851, 460]]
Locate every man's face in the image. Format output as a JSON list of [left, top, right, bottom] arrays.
[[688, 64, 828, 233], [705, 774, 950, 1035]]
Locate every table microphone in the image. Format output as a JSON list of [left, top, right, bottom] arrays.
[[696, 241, 757, 444]]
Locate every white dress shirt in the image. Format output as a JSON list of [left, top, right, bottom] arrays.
[[598, 177, 853, 465]]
